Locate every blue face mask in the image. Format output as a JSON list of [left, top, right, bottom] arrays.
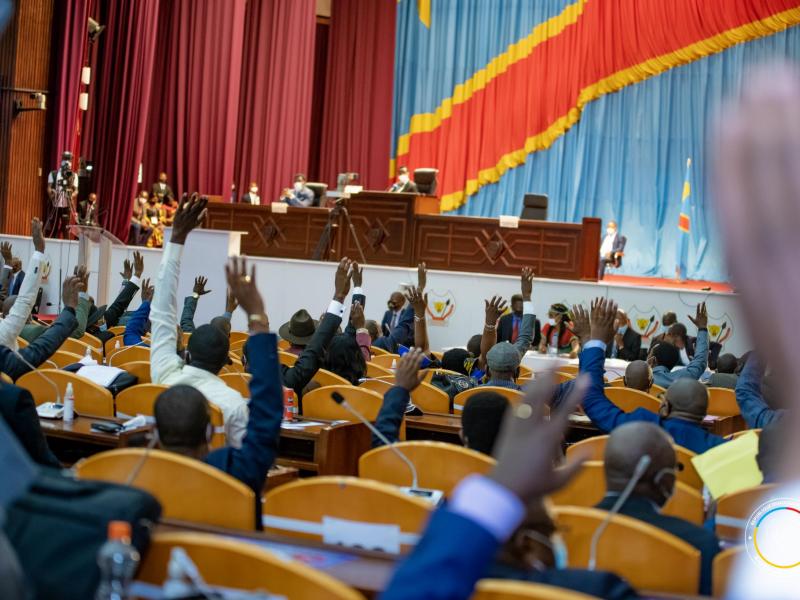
[[617, 326, 627, 334], [99, 323, 108, 332]]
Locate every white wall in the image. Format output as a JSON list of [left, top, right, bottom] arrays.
[[0, 232, 751, 355]]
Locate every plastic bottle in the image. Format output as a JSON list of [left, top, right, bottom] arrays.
[[390, 358, 397, 371], [283, 388, 297, 421], [63, 382, 75, 423], [95, 521, 140, 600]]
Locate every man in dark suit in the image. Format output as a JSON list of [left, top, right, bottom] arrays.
[[498, 294, 542, 349], [389, 166, 419, 193], [6, 258, 23, 297], [151, 172, 175, 203], [240, 181, 261, 205], [78, 193, 99, 226], [0, 382, 60, 467], [381, 291, 407, 336], [605, 309, 641, 361], [596, 422, 720, 595], [598, 220, 626, 279]]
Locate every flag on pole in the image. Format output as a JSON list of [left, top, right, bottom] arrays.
[[676, 158, 692, 281]]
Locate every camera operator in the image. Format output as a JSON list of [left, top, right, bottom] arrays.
[[46, 151, 78, 238]]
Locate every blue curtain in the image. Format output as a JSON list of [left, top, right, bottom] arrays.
[[451, 27, 800, 282]]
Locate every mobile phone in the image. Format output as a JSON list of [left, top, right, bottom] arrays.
[[91, 422, 122, 434]]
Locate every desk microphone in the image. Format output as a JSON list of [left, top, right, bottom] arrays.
[[330, 391, 443, 505], [107, 339, 150, 366], [587, 454, 651, 570]]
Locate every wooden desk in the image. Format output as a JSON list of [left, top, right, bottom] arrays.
[[41, 414, 152, 464], [406, 412, 462, 445], [277, 419, 372, 476]]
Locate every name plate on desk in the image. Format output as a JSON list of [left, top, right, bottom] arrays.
[[270, 202, 288, 214], [499, 215, 520, 228]]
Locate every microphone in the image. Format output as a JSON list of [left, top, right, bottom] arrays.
[[330, 391, 443, 505], [588, 454, 652, 570], [107, 339, 150, 366]]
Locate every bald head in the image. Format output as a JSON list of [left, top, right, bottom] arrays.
[[388, 292, 405, 311], [664, 378, 709, 421], [624, 360, 653, 391], [604, 422, 676, 504]]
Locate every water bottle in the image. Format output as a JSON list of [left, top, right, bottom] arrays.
[[95, 521, 140, 600], [547, 343, 558, 357], [63, 382, 75, 423]]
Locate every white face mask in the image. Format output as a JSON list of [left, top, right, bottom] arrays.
[[547, 318, 557, 327], [606, 227, 616, 236], [293, 182, 303, 192], [250, 187, 258, 194], [398, 174, 409, 184]]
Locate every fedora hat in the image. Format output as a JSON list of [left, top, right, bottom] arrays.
[[279, 309, 318, 345]]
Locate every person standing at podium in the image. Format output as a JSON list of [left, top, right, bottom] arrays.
[[151, 172, 175, 203], [279, 173, 314, 207], [389, 166, 418, 193], [241, 181, 261, 205]]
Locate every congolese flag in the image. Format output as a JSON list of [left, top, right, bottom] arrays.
[[676, 158, 692, 281]]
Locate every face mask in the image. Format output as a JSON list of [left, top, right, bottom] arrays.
[[547, 318, 556, 327], [250, 187, 258, 194], [99, 323, 108, 332], [398, 174, 409, 184], [606, 228, 615, 235], [293, 182, 303, 192], [617, 326, 626, 334], [657, 324, 667, 336]]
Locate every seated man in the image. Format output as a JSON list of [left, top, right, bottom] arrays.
[[575, 300, 725, 454], [389, 166, 419, 193], [382, 291, 407, 336], [149, 196, 249, 447], [598, 220, 625, 280], [0, 380, 60, 467], [651, 311, 678, 345], [279, 309, 319, 356], [735, 354, 784, 429], [708, 353, 739, 389], [430, 348, 478, 402], [647, 303, 709, 389], [498, 294, 541, 349], [606, 309, 641, 362], [622, 361, 653, 392], [279, 173, 314, 207], [240, 181, 261, 205], [596, 422, 720, 595], [153, 257, 281, 525], [483, 343, 523, 391]]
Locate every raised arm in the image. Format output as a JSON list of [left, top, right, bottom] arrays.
[[372, 349, 426, 447], [406, 286, 429, 353], [0, 220, 46, 347], [479, 296, 507, 370], [513, 267, 536, 356], [150, 195, 207, 383], [104, 252, 144, 328], [124, 279, 153, 346], [344, 263, 364, 337], [68, 266, 91, 339], [682, 302, 710, 380], [736, 355, 783, 429]]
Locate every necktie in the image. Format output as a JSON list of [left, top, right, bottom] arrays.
[[511, 318, 519, 343]]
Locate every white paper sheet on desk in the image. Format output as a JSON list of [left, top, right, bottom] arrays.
[[76, 365, 124, 388], [322, 516, 401, 554], [281, 421, 325, 429]]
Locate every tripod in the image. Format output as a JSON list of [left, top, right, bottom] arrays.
[[312, 201, 367, 264]]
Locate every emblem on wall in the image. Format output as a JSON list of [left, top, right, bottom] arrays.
[[425, 290, 456, 325]]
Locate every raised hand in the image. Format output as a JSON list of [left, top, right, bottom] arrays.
[[1, 241, 13, 262], [32, 217, 45, 253], [590, 297, 618, 345], [73, 265, 89, 292], [333, 257, 353, 303], [119, 258, 133, 280], [225, 288, 238, 314], [225, 256, 266, 331], [484, 295, 508, 327], [568, 303, 591, 343], [417, 262, 427, 292], [489, 373, 589, 500], [351, 262, 363, 288], [193, 276, 211, 296], [521, 267, 534, 301], [405, 286, 428, 317], [687, 301, 708, 330], [133, 250, 144, 278], [140, 278, 154, 302], [170, 193, 208, 245], [395, 347, 427, 392], [350, 300, 365, 330], [61, 276, 82, 309]]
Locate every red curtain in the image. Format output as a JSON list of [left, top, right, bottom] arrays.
[[141, 0, 246, 198], [233, 0, 316, 202], [84, 0, 160, 241], [318, 0, 396, 190], [47, 0, 92, 170]]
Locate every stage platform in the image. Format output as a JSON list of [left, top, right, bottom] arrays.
[[603, 274, 734, 294], [0, 232, 748, 356]]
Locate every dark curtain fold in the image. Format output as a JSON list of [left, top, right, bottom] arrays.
[[319, 0, 396, 190], [84, 0, 160, 241], [233, 0, 316, 202], [142, 0, 246, 198]]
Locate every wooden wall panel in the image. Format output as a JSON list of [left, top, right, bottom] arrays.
[[0, 0, 54, 235], [341, 192, 415, 266]]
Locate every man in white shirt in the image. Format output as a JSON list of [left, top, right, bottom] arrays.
[[149, 195, 249, 447], [0, 219, 47, 351], [598, 220, 625, 280], [240, 181, 261, 205]]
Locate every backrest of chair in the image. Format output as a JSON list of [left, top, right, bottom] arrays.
[[558, 364, 579, 376], [359, 378, 394, 396], [717, 484, 777, 541], [518, 364, 533, 379], [553, 371, 575, 384], [220, 372, 252, 398], [604, 387, 661, 414], [369, 345, 390, 356], [302, 385, 383, 421], [138, 532, 364, 600], [120, 360, 151, 384], [48, 349, 84, 368], [277, 338, 290, 351], [565, 436, 608, 461], [365, 362, 394, 378], [359, 441, 495, 495], [76, 449, 254, 529], [229, 331, 249, 345], [103, 335, 125, 358], [106, 325, 125, 335], [473, 579, 598, 600], [59, 337, 102, 362], [1, 372, 12, 384], [115, 384, 169, 417], [707, 387, 740, 417], [220, 359, 244, 374], [262, 476, 431, 552], [16, 369, 114, 416], [278, 351, 298, 367], [453, 386, 524, 414], [81, 332, 103, 349], [229, 338, 247, 354], [422, 368, 463, 383], [413, 168, 438, 195], [661, 481, 705, 526], [712, 546, 744, 597], [208, 403, 226, 448], [607, 378, 625, 387], [305, 182, 328, 206], [553, 506, 701, 594], [16, 336, 28, 349], [370, 354, 400, 368], [674, 445, 703, 489], [109, 345, 151, 366], [312, 369, 352, 388], [411, 381, 450, 413], [650, 383, 667, 396]]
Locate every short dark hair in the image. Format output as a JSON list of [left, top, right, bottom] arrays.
[[398, 166, 409, 175], [187, 324, 230, 374], [462, 392, 509, 455], [442, 348, 470, 375], [154, 385, 210, 450], [294, 173, 306, 182], [209, 316, 232, 337], [651, 342, 680, 370], [467, 334, 482, 358], [716, 353, 738, 374], [324, 334, 366, 385]]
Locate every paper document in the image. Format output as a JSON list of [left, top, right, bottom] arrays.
[[76, 365, 124, 388], [691, 431, 762, 499]]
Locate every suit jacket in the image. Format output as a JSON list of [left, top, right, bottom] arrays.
[[381, 308, 403, 336], [285, 187, 314, 207], [595, 495, 719, 595], [0, 308, 78, 380], [205, 333, 282, 528], [372, 386, 409, 447], [382, 508, 501, 600], [8, 271, 24, 296], [707, 372, 738, 389], [375, 306, 415, 352], [580, 344, 726, 454], [389, 180, 419, 193], [151, 182, 174, 200], [0, 382, 60, 467], [102, 280, 141, 329], [497, 312, 541, 349], [605, 327, 641, 362], [240, 193, 261, 205]]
